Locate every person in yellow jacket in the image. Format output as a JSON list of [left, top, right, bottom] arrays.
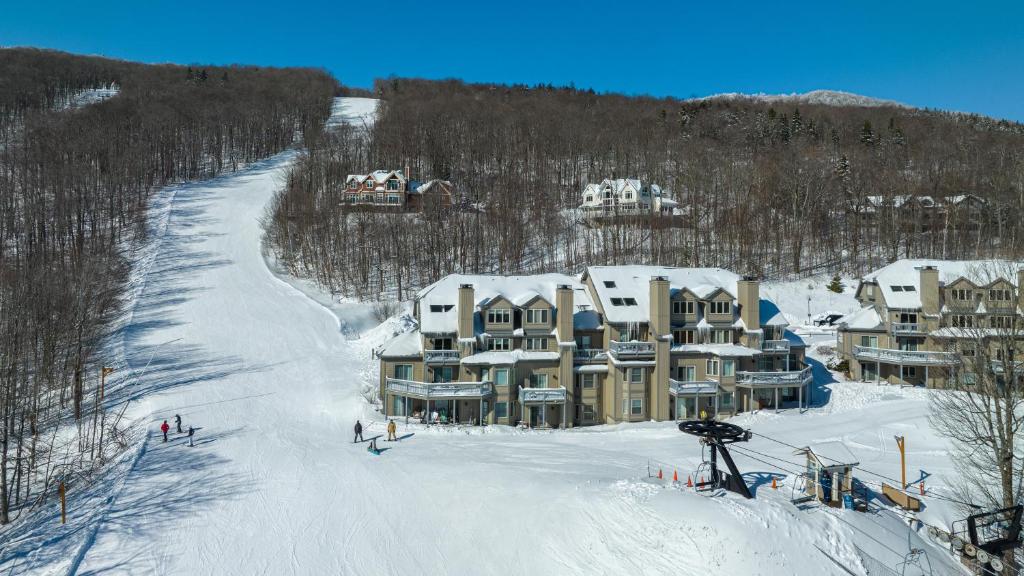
[[387, 419, 397, 442]]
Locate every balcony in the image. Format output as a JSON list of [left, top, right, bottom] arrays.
[[574, 348, 609, 363], [386, 378, 493, 399], [890, 323, 924, 335], [669, 379, 719, 396], [609, 340, 655, 357], [736, 366, 813, 387], [424, 349, 460, 364], [518, 386, 568, 404], [761, 340, 791, 353], [852, 345, 959, 366]]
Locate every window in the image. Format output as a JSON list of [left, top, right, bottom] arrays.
[[673, 330, 695, 345], [890, 286, 904, 292], [348, 180, 358, 189], [628, 368, 644, 384], [432, 337, 453, 350], [603, 281, 617, 288], [710, 330, 730, 344], [529, 373, 548, 388], [577, 335, 592, 348], [487, 338, 510, 351], [585, 195, 593, 202], [860, 335, 879, 348], [495, 402, 508, 419], [526, 309, 549, 324], [625, 192, 633, 200], [581, 373, 596, 388], [706, 359, 720, 376], [610, 298, 624, 306], [866, 285, 875, 297], [525, 338, 548, 350], [902, 366, 917, 379], [899, 313, 918, 324], [393, 364, 412, 380], [898, 339, 919, 352], [630, 399, 643, 415], [432, 366, 454, 383], [429, 304, 453, 313], [677, 366, 696, 382], [709, 301, 731, 315], [990, 289, 1012, 301], [991, 316, 1015, 329], [583, 404, 596, 421], [952, 288, 972, 301], [672, 300, 695, 315], [487, 308, 511, 324], [951, 315, 974, 328], [722, 359, 736, 377], [961, 344, 976, 357], [903, 286, 916, 292], [494, 369, 509, 386], [387, 194, 401, 204], [721, 392, 733, 407], [623, 297, 638, 306], [386, 179, 400, 191]]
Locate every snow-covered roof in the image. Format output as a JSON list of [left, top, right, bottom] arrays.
[[586, 266, 740, 325], [838, 306, 883, 330], [416, 274, 596, 335], [670, 344, 761, 357], [862, 259, 1021, 310], [410, 179, 452, 195], [346, 169, 407, 185], [758, 299, 788, 327], [378, 330, 422, 358], [803, 441, 859, 468], [460, 350, 560, 365], [783, 330, 806, 348]]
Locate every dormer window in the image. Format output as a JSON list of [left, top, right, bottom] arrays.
[[386, 179, 400, 191], [585, 195, 593, 202], [625, 193, 633, 200], [526, 309, 549, 324], [349, 180, 358, 189], [709, 301, 731, 315], [486, 308, 511, 324]]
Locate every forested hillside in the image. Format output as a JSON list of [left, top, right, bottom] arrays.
[[0, 48, 336, 523], [268, 78, 1024, 301]]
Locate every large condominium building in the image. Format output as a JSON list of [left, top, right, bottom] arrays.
[[579, 179, 677, 220], [376, 266, 811, 428], [837, 259, 1024, 387]]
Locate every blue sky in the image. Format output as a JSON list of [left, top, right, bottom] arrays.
[[3, 0, 1022, 120]]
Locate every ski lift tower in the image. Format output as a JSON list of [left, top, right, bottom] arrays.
[[678, 419, 754, 499]]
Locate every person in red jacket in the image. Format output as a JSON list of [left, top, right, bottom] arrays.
[[160, 420, 170, 442]]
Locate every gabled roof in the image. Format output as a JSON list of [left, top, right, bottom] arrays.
[[378, 329, 422, 358], [862, 259, 1021, 309], [838, 306, 883, 330], [758, 299, 788, 327], [584, 265, 740, 324], [346, 169, 407, 185]]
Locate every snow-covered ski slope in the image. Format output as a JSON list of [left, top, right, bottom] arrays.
[[0, 98, 970, 575]]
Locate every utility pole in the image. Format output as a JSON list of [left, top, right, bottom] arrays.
[[895, 435, 906, 489]]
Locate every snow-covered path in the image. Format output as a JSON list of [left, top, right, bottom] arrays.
[[8, 98, 965, 576]]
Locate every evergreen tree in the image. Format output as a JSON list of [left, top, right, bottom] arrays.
[[827, 275, 844, 293]]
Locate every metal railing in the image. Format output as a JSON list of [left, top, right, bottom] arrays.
[[574, 348, 608, 362], [518, 386, 568, 403], [669, 379, 719, 395], [423, 349, 459, 363], [609, 340, 655, 355], [852, 345, 959, 366], [385, 378, 493, 399], [735, 366, 813, 387], [890, 322, 922, 334], [761, 340, 791, 353]]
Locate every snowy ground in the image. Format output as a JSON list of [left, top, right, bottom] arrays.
[[0, 98, 976, 575]]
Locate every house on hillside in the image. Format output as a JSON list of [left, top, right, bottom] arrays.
[[376, 266, 812, 428], [406, 179, 455, 212], [850, 194, 990, 233], [579, 179, 677, 223], [342, 168, 456, 212], [837, 259, 1024, 387]]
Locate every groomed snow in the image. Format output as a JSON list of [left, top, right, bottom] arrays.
[[0, 99, 979, 576]]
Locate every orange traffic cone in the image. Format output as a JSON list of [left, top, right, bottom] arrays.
[[771, 477, 778, 490], [673, 470, 678, 482], [687, 475, 693, 488], [920, 482, 925, 496]]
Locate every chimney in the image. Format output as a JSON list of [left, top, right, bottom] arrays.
[[737, 276, 760, 330], [556, 285, 574, 342], [405, 162, 411, 181], [457, 284, 475, 342], [919, 266, 939, 317], [649, 276, 670, 337]]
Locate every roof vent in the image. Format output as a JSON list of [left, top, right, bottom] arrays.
[[459, 284, 474, 289]]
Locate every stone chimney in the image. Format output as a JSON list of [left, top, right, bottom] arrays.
[[457, 284, 474, 342], [737, 277, 760, 330], [919, 266, 939, 317], [556, 284, 574, 342], [649, 276, 670, 337]]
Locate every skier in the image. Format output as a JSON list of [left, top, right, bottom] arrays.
[[175, 414, 182, 433], [368, 437, 379, 454], [354, 420, 364, 443], [387, 419, 397, 441], [188, 426, 195, 447], [160, 420, 170, 442]]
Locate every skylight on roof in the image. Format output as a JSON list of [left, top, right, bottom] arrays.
[[624, 298, 638, 306], [903, 286, 915, 291], [610, 298, 624, 306], [429, 304, 454, 312], [891, 286, 904, 292], [604, 281, 616, 288]]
